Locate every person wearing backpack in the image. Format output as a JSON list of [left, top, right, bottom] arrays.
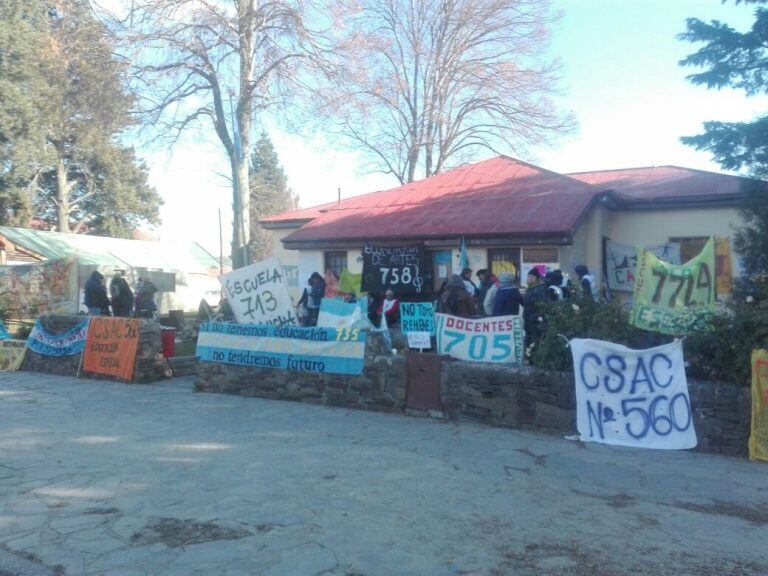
[[439, 275, 476, 318]]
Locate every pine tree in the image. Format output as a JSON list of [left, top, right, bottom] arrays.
[[0, 0, 162, 237], [680, 0, 768, 283], [248, 132, 297, 259]]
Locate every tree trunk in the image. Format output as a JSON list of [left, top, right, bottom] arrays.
[[55, 160, 70, 233], [230, 155, 250, 268]]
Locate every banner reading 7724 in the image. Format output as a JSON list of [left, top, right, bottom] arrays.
[[435, 314, 523, 365], [630, 237, 715, 335]]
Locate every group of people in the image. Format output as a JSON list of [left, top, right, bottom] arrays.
[[438, 264, 598, 353], [83, 271, 158, 318]]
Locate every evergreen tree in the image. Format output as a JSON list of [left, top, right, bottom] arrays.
[[0, 0, 161, 237], [0, 0, 50, 225], [680, 0, 768, 283], [248, 132, 296, 259]]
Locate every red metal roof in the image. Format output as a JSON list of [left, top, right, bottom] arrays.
[[277, 156, 600, 245], [567, 165, 751, 203]]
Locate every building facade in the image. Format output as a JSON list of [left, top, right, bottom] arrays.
[[262, 157, 752, 302]]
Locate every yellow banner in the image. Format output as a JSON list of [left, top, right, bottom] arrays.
[[715, 236, 733, 296], [750, 349, 768, 462], [631, 237, 715, 335], [0, 339, 27, 371]]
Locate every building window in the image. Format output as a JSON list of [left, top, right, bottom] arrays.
[[488, 248, 521, 280], [324, 251, 347, 280], [670, 237, 708, 263]]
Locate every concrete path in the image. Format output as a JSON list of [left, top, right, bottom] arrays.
[[0, 372, 766, 576]]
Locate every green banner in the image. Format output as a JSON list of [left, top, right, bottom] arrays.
[[338, 269, 363, 295], [630, 237, 715, 335]]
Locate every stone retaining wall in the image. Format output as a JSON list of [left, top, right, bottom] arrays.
[[19, 315, 168, 383], [195, 349, 752, 457]]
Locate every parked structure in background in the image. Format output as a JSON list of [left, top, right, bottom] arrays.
[[0, 227, 221, 314], [262, 156, 760, 305]]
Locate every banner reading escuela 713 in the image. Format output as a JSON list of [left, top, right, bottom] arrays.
[[630, 237, 715, 335], [435, 314, 523, 365]]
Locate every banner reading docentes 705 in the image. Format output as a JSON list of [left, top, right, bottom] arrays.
[[196, 321, 366, 375], [631, 237, 715, 335], [435, 314, 523, 365]]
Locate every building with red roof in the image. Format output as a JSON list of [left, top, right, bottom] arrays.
[[262, 156, 760, 299]]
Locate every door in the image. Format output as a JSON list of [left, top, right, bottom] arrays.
[[406, 352, 444, 411], [430, 250, 452, 292]]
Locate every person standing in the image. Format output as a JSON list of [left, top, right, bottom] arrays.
[[109, 272, 134, 317], [491, 273, 523, 316], [84, 271, 110, 315], [523, 268, 548, 351], [307, 272, 326, 327], [460, 267, 477, 296], [439, 275, 476, 318], [378, 289, 400, 326], [575, 265, 598, 301], [135, 277, 158, 319], [477, 269, 500, 316]]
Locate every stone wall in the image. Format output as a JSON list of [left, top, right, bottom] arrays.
[[195, 348, 752, 457], [19, 315, 168, 383]]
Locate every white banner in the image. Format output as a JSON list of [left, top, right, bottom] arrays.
[[571, 338, 697, 450], [606, 241, 680, 292], [219, 257, 297, 326], [435, 314, 523, 365]]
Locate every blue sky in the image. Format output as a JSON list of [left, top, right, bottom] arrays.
[[138, 0, 768, 254]]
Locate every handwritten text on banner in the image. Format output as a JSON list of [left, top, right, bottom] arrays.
[[219, 257, 296, 327], [435, 314, 523, 365], [27, 318, 89, 357], [571, 338, 697, 450], [196, 322, 366, 376], [82, 317, 141, 381]]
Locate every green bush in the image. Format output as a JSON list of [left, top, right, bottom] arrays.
[[530, 288, 768, 387], [531, 298, 650, 371]]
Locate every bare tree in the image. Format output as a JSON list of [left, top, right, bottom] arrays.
[[108, 0, 320, 265], [315, 0, 572, 184]]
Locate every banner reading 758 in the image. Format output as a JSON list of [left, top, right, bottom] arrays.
[[435, 314, 523, 365]]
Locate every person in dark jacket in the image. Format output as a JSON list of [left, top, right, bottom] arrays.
[[544, 269, 566, 302], [523, 268, 548, 351], [109, 272, 134, 317], [492, 273, 523, 316], [439, 275, 476, 318], [306, 272, 326, 326], [575, 264, 598, 301], [84, 271, 110, 315], [135, 277, 158, 318]]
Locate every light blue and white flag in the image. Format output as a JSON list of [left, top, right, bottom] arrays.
[[27, 317, 90, 356], [196, 321, 366, 375], [316, 298, 371, 330], [0, 321, 8, 340]]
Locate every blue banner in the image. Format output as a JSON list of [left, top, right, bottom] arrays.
[[400, 302, 435, 335], [0, 321, 8, 340], [27, 317, 90, 357], [196, 321, 366, 375]]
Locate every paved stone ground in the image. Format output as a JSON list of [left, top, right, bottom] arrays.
[[0, 373, 767, 576]]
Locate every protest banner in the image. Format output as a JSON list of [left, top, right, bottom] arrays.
[[406, 331, 431, 350], [0, 340, 26, 371], [749, 349, 768, 462], [338, 269, 363, 295], [82, 317, 141, 381], [571, 338, 697, 449], [400, 302, 435, 335], [219, 257, 297, 327], [317, 298, 370, 330], [435, 314, 523, 365], [0, 321, 8, 340], [0, 257, 78, 316], [361, 244, 425, 295], [196, 321, 366, 376], [606, 241, 681, 293], [715, 237, 733, 296], [630, 237, 715, 335], [27, 317, 90, 356]]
